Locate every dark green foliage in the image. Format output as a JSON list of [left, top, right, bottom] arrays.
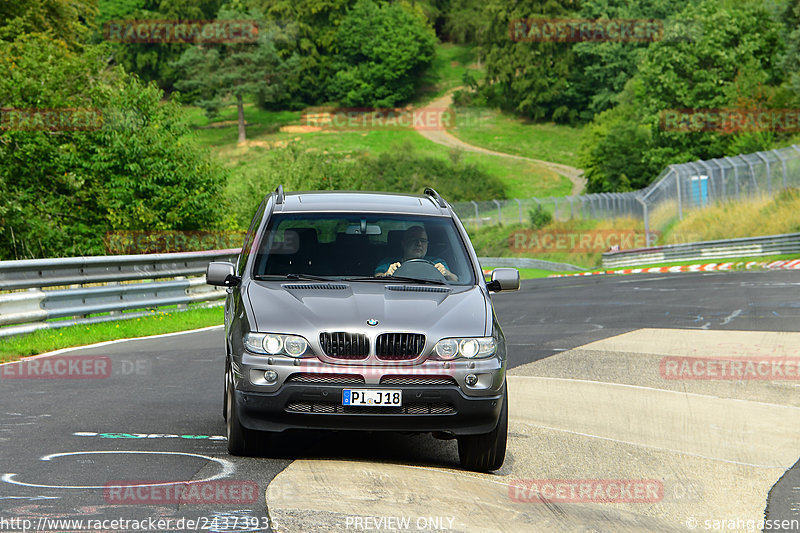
[[580, 0, 788, 192], [329, 0, 437, 107], [98, 0, 223, 92], [0, 0, 98, 45], [479, 0, 579, 122], [0, 34, 228, 259], [250, 0, 353, 106]]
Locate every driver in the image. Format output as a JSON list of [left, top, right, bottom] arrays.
[[376, 226, 457, 281]]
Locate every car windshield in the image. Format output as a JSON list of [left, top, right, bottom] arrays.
[[251, 213, 476, 286]]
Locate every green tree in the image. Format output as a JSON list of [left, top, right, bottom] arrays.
[[329, 0, 437, 108], [568, 0, 697, 120], [172, 8, 298, 143], [479, 0, 579, 122], [580, 0, 787, 192], [0, 34, 228, 259], [97, 0, 223, 93], [249, 0, 352, 106], [0, 0, 98, 46]]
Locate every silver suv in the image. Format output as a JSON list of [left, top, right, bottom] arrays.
[[207, 187, 519, 471]]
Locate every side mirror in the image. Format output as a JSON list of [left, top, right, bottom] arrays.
[[486, 268, 520, 292], [207, 261, 240, 287]]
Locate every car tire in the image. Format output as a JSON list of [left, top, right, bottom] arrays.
[[457, 383, 508, 472], [225, 370, 256, 456]]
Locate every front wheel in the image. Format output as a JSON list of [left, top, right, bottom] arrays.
[[457, 384, 508, 472], [225, 370, 258, 456]]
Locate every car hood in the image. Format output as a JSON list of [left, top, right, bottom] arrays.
[[246, 281, 489, 338]]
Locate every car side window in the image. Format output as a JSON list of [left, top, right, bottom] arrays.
[[237, 199, 267, 276]]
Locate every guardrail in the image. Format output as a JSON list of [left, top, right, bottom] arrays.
[[0, 250, 239, 338], [602, 233, 800, 268]]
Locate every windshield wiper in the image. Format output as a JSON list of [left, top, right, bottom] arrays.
[[253, 273, 333, 282], [342, 275, 446, 285]]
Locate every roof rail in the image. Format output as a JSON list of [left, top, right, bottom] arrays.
[[424, 188, 447, 208], [274, 185, 284, 204]]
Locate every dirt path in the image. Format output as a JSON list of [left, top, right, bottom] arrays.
[[414, 90, 587, 196]]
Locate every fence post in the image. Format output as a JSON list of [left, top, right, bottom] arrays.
[[675, 166, 683, 220], [755, 151, 771, 195], [773, 149, 788, 190], [471, 201, 479, 228], [637, 196, 650, 247], [711, 159, 726, 200], [493, 199, 502, 224], [724, 156, 740, 199], [516, 198, 522, 223]]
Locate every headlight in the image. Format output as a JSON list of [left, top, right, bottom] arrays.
[[434, 339, 459, 359], [243, 332, 310, 358], [433, 337, 496, 359]]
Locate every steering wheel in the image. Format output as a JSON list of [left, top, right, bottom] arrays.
[[392, 258, 446, 281]]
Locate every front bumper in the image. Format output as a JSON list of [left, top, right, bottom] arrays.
[[234, 383, 504, 435]]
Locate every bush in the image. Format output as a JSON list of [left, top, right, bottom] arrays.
[[528, 205, 553, 229], [0, 34, 228, 259]]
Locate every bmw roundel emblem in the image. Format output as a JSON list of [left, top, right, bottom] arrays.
[[366, 319, 379, 326]]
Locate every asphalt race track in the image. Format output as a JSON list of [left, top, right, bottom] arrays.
[[1, 271, 799, 533]]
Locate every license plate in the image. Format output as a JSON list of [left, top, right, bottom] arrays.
[[342, 389, 402, 407]]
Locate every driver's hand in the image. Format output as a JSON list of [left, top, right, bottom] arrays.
[[385, 262, 401, 276], [434, 262, 458, 281]]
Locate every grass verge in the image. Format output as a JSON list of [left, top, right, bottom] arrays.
[[0, 306, 224, 363], [448, 107, 583, 167]]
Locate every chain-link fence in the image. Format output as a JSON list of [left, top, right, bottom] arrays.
[[452, 145, 800, 247]]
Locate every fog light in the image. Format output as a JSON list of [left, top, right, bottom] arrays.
[[465, 374, 478, 386], [264, 370, 278, 384]]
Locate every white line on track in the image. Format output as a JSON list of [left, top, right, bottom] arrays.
[[2, 450, 234, 490]]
